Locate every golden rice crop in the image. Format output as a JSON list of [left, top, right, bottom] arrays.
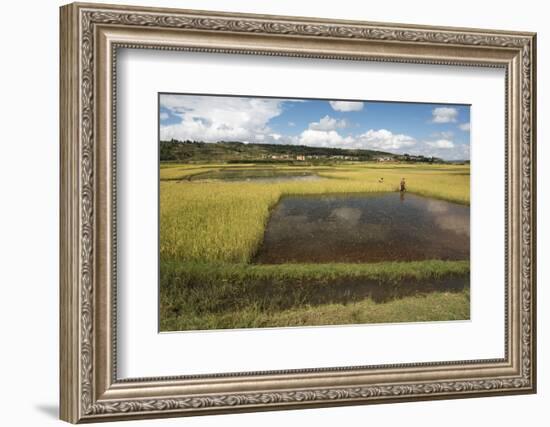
[[160, 163, 470, 264]]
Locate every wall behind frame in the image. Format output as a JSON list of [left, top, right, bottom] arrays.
[[0, 0, 545, 426]]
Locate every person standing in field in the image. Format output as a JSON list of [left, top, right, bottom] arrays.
[[400, 177, 406, 192]]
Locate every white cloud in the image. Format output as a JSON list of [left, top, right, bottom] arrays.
[[329, 101, 364, 112], [288, 121, 296, 127], [159, 112, 169, 121], [426, 139, 455, 149], [160, 95, 284, 142], [459, 122, 471, 131], [356, 129, 416, 151], [431, 107, 459, 123], [431, 130, 454, 139], [298, 129, 354, 147], [159, 95, 470, 160], [408, 140, 469, 160], [308, 115, 348, 131]]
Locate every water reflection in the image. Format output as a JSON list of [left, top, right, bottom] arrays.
[[254, 192, 470, 264], [191, 169, 323, 183]]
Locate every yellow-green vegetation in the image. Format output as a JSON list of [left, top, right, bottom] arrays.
[[162, 289, 470, 331], [160, 163, 469, 263], [159, 162, 470, 331]]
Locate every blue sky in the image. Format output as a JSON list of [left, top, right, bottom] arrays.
[[160, 94, 470, 160]]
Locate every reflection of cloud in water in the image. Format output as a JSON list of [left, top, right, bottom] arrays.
[[435, 214, 469, 236], [255, 192, 470, 264], [425, 200, 469, 236], [426, 199, 450, 214], [330, 207, 361, 225]]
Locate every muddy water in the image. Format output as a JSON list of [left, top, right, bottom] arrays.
[[246, 275, 469, 307], [254, 192, 470, 264]]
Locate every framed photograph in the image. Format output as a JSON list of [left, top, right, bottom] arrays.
[[60, 2, 537, 423]]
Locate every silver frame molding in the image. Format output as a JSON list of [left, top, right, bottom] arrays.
[[60, 2, 537, 423]]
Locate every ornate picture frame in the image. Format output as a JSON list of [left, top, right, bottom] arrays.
[[60, 2, 536, 423]]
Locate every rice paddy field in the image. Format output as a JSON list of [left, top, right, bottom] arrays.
[[159, 162, 470, 331]]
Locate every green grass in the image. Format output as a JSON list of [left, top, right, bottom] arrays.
[[161, 290, 470, 331], [159, 162, 471, 331], [160, 260, 469, 315], [162, 259, 470, 282]]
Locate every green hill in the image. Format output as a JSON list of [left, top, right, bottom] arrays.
[[160, 140, 403, 163]]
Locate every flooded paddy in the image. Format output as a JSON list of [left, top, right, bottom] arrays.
[[254, 192, 470, 264], [190, 168, 324, 183]]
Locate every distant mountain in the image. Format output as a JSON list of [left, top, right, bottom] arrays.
[[160, 140, 443, 163]]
